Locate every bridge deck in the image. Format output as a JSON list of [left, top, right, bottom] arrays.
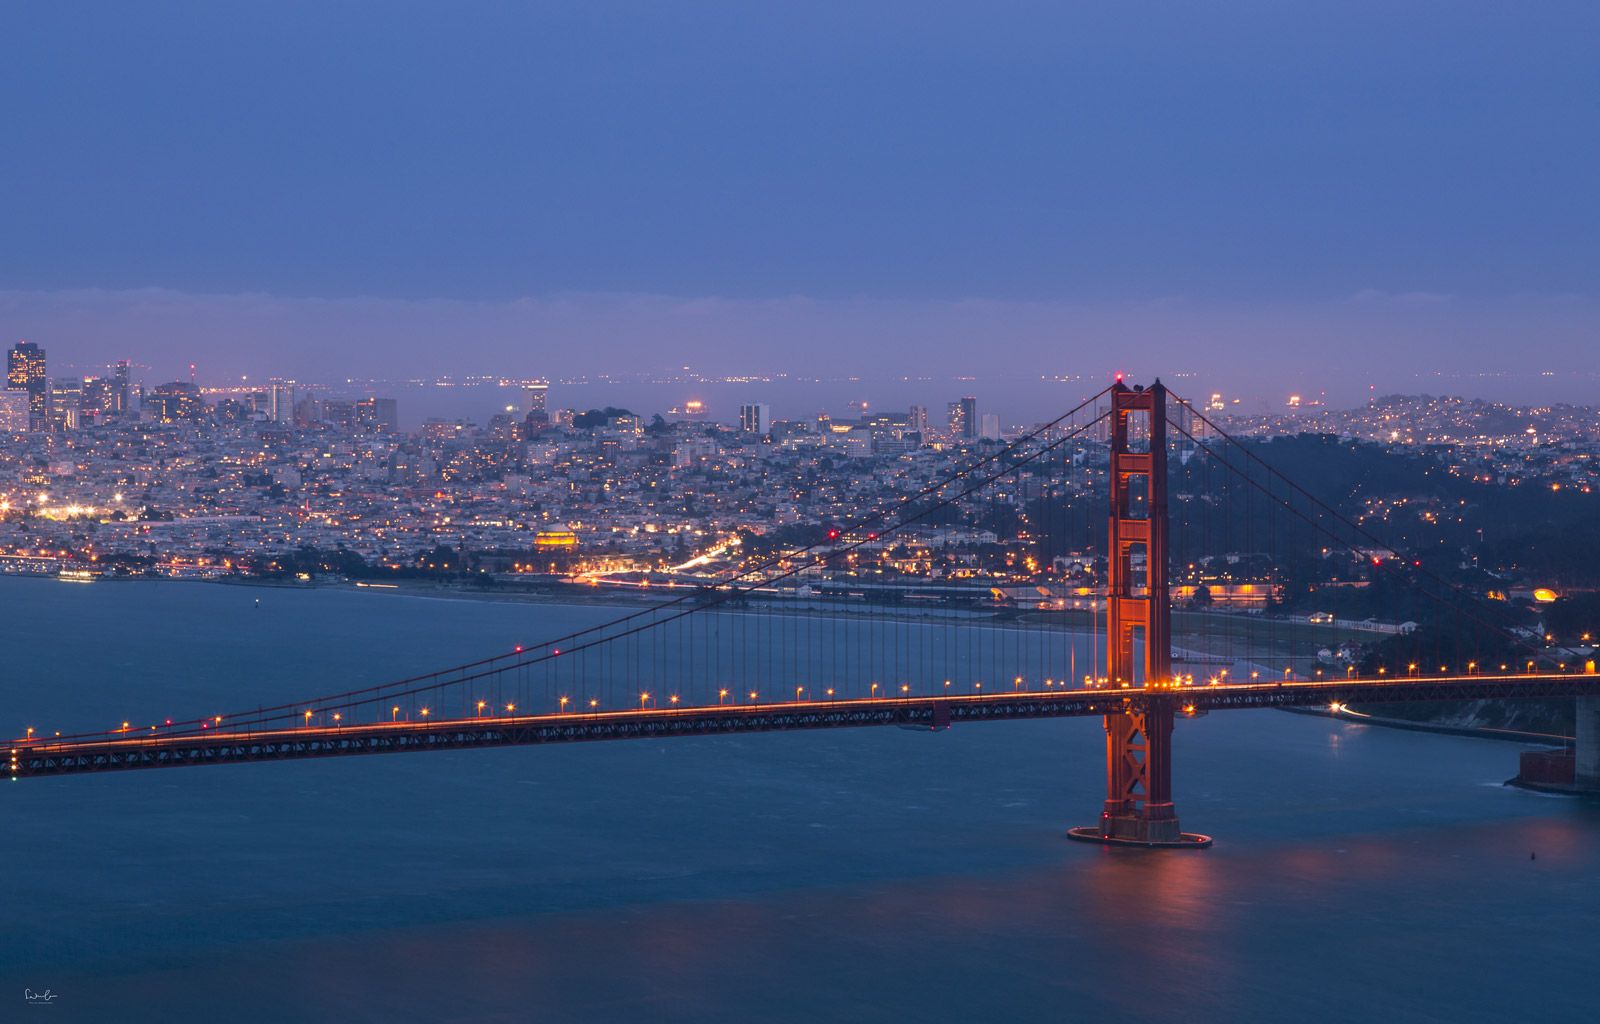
[[9, 673, 1598, 780]]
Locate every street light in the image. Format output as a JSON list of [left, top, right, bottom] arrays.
[[639, 692, 651, 709], [559, 696, 569, 713], [392, 705, 400, 722], [419, 707, 430, 718], [718, 688, 729, 705], [476, 700, 487, 717]]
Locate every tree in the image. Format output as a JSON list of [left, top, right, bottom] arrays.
[[572, 407, 635, 429]]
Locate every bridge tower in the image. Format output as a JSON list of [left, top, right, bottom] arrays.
[[1070, 380, 1209, 848]]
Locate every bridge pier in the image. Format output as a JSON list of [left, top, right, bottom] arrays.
[[1068, 699, 1210, 848]]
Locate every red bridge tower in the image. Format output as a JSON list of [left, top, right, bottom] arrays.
[[1070, 380, 1211, 848]]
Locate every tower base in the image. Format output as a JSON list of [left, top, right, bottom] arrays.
[[1067, 825, 1212, 849]]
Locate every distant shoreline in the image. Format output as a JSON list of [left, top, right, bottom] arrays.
[[1, 569, 1100, 633]]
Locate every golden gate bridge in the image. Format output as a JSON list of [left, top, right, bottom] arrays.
[[11, 380, 1598, 847]]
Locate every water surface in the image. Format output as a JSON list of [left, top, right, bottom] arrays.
[[0, 577, 1591, 1022]]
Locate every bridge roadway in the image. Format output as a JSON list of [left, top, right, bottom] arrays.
[[10, 672, 1600, 780]]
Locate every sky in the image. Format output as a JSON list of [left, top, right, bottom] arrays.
[[1, 2, 1595, 409]]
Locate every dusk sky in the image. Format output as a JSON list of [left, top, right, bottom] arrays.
[[3, 3, 1595, 406]]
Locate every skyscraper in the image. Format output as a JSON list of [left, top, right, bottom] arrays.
[[82, 376, 115, 425], [113, 360, 131, 416], [50, 377, 84, 430], [948, 396, 978, 440], [739, 402, 770, 436], [356, 396, 399, 432], [7, 341, 48, 430], [267, 379, 296, 424], [524, 382, 549, 414]]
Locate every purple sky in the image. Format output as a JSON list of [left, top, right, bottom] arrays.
[[3, 3, 1596, 408]]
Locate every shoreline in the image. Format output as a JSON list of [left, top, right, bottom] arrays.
[[3, 570, 1108, 634], [1280, 705, 1572, 745]]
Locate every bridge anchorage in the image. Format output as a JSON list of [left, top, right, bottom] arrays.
[[1067, 380, 1211, 848]]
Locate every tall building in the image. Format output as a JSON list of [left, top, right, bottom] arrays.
[[909, 405, 929, 437], [319, 399, 356, 428], [865, 411, 919, 453], [7, 341, 48, 430], [82, 376, 116, 425], [113, 360, 132, 416], [356, 396, 399, 432], [524, 382, 549, 414], [948, 396, 979, 440], [50, 377, 84, 430], [145, 381, 206, 423], [293, 393, 321, 427], [267, 379, 296, 424], [739, 402, 771, 436], [0, 390, 29, 432], [979, 413, 1001, 440]]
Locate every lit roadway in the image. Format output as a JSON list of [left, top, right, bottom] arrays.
[[10, 672, 1600, 780]]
